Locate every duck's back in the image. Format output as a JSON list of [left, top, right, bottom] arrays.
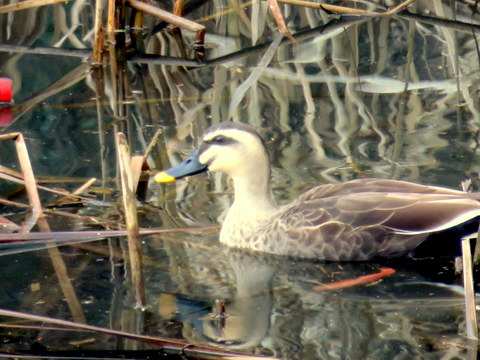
[[245, 179, 480, 260]]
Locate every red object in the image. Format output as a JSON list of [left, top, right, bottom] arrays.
[[0, 78, 13, 103], [0, 107, 12, 126], [312, 267, 396, 291]]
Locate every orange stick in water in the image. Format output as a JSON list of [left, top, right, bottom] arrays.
[[313, 268, 396, 291]]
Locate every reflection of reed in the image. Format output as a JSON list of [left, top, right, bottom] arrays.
[[137, 1, 480, 222]]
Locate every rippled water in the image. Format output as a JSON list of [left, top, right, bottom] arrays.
[[0, 0, 480, 358]]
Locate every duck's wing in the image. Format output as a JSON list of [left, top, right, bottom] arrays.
[[301, 178, 469, 200], [332, 192, 480, 234], [266, 180, 480, 260]]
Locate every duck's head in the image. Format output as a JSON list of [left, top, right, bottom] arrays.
[[155, 122, 269, 183]]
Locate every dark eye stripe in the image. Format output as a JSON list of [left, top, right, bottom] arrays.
[[204, 135, 236, 146]]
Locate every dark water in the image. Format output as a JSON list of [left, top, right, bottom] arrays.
[[0, 0, 480, 358]]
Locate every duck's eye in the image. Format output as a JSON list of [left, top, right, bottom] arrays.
[[212, 135, 225, 144], [204, 135, 232, 146]]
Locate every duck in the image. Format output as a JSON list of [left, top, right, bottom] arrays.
[[155, 121, 480, 261]]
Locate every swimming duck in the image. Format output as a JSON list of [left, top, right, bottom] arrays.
[[155, 122, 480, 261]]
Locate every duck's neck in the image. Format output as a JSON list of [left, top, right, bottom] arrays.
[[229, 166, 277, 219]]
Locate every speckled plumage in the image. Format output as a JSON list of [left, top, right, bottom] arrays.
[[220, 178, 480, 260], [158, 122, 480, 261]]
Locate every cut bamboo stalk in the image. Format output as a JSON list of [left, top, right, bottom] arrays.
[[72, 178, 98, 195], [14, 134, 43, 227], [462, 236, 478, 339], [116, 133, 147, 308]]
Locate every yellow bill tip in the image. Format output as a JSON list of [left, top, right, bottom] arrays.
[[154, 171, 176, 183]]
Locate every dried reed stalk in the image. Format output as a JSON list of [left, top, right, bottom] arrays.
[[142, 128, 163, 163], [0, 0, 72, 14], [116, 133, 147, 308], [277, 0, 417, 15], [0, 198, 31, 209], [127, 0, 205, 44], [0, 170, 102, 203], [0, 133, 86, 323], [107, 0, 116, 32], [0, 163, 23, 178], [92, 0, 105, 64], [127, 0, 204, 31], [48, 177, 97, 207]]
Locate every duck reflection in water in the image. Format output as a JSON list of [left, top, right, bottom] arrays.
[[170, 249, 472, 360]]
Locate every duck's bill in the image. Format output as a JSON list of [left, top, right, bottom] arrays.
[[154, 149, 208, 183]]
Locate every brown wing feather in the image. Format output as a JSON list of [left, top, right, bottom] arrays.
[[302, 178, 469, 199], [382, 198, 480, 233], [260, 179, 480, 260]]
